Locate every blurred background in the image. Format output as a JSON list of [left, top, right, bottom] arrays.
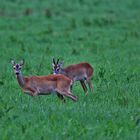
[[0, 0, 140, 139]]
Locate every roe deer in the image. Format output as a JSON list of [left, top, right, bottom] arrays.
[[52, 58, 94, 95], [11, 60, 77, 102]]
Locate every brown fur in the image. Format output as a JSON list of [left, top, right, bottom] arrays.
[[11, 60, 77, 102], [53, 62, 94, 94]]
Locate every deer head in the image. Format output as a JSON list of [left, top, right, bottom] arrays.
[[11, 59, 24, 75], [52, 58, 64, 74]]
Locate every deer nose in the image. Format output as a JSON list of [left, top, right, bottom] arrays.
[[16, 72, 19, 75]]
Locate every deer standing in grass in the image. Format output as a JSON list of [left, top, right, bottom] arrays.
[[11, 60, 77, 102], [52, 58, 94, 95]]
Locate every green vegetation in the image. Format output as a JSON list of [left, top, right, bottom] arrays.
[[0, 0, 140, 139]]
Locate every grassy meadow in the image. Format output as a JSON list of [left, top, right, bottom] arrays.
[[0, 0, 140, 139]]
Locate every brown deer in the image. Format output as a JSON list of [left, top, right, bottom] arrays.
[[52, 58, 94, 95], [11, 60, 77, 102]]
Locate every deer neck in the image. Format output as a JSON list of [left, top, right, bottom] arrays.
[[61, 68, 74, 81], [60, 68, 67, 76], [16, 73, 25, 88]]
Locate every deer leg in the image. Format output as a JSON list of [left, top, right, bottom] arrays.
[[87, 78, 94, 94], [70, 85, 73, 91], [80, 80, 88, 94], [67, 91, 77, 100], [25, 87, 38, 97], [56, 89, 77, 101], [63, 91, 77, 101], [30, 91, 38, 97], [56, 93, 65, 102], [33, 91, 38, 96]]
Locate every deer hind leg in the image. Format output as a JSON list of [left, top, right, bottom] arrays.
[[56, 89, 77, 101], [63, 91, 77, 101], [80, 80, 88, 95], [87, 78, 94, 94], [56, 93, 65, 102]]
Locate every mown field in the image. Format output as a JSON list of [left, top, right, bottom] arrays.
[[0, 0, 140, 139]]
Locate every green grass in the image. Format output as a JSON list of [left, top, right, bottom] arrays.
[[0, 0, 140, 139]]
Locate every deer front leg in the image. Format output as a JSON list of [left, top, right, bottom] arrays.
[[25, 87, 38, 97], [32, 91, 38, 97], [80, 80, 88, 95], [87, 78, 94, 94], [56, 93, 65, 102], [70, 85, 73, 91]]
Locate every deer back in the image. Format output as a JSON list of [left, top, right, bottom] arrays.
[[23, 74, 72, 93], [63, 62, 93, 81]]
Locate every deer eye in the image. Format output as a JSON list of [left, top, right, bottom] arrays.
[[56, 68, 59, 71]]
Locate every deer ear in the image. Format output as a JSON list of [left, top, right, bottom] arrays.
[[20, 59, 24, 66], [52, 57, 56, 64], [52, 62, 55, 67], [56, 58, 59, 64], [60, 60, 64, 67], [11, 60, 15, 65]]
